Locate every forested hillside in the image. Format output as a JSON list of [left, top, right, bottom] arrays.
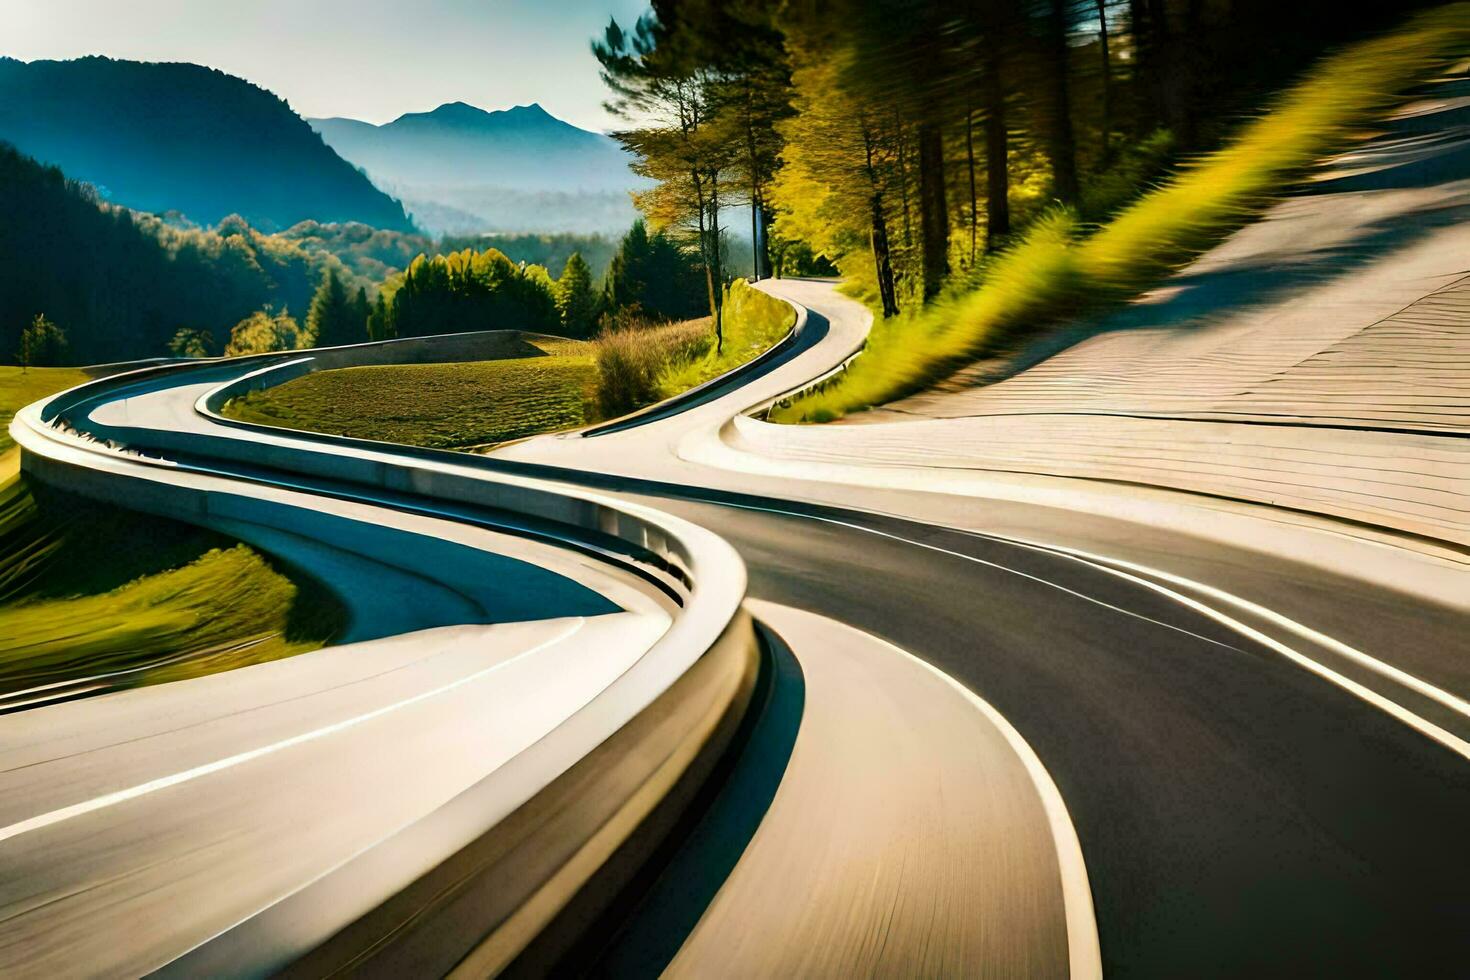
[[280, 222, 620, 283], [0, 145, 333, 363], [0, 140, 705, 364], [0, 57, 413, 232]]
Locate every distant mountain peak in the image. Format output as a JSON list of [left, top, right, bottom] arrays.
[[392, 100, 559, 129], [429, 100, 488, 118], [309, 96, 639, 204]]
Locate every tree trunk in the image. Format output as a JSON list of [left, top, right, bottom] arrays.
[[750, 199, 761, 281], [1046, 0, 1080, 204], [709, 172, 725, 354], [691, 167, 722, 354], [744, 86, 764, 281], [895, 111, 914, 249], [864, 131, 900, 318], [1144, 0, 1192, 144], [965, 106, 978, 266], [982, 50, 1011, 251], [763, 207, 777, 278], [871, 195, 900, 318], [1095, 0, 1113, 160], [1129, 0, 1160, 133], [917, 121, 949, 301]]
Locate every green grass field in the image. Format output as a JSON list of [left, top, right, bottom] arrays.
[[772, 4, 1470, 422], [222, 335, 595, 449], [0, 366, 90, 454]]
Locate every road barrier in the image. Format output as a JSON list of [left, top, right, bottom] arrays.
[[10, 347, 761, 976]]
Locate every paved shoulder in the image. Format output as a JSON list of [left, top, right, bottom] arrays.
[[666, 600, 1097, 979]]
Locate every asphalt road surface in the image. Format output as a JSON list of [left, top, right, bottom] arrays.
[[604, 488, 1470, 977]]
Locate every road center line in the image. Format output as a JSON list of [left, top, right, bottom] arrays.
[[972, 529, 1470, 724], [722, 499, 1470, 762]]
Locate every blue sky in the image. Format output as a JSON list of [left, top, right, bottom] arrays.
[[5, 0, 651, 131]]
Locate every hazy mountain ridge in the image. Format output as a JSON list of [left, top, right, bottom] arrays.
[[309, 101, 635, 191], [310, 101, 642, 234], [0, 56, 414, 232]]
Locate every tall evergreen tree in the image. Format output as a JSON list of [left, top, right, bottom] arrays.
[[367, 293, 393, 342], [595, 10, 741, 351], [351, 286, 371, 340], [18, 315, 69, 369], [602, 219, 707, 323], [555, 252, 599, 337], [306, 266, 362, 347]]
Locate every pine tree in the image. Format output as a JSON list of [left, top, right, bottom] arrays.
[[18, 314, 69, 369], [555, 252, 599, 337], [602, 220, 707, 323], [603, 219, 653, 315], [367, 293, 393, 341], [306, 266, 361, 348], [351, 286, 371, 340]]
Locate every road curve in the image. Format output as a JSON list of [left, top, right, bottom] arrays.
[[7, 264, 1469, 977], [499, 278, 1470, 977], [5, 346, 759, 975]]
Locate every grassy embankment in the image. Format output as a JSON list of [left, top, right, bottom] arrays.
[[771, 4, 1470, 422], [222, 279, 795, 446], [0, 366, 342, 695], [592, 278, 795, 418], [0, 365, 89, 456]]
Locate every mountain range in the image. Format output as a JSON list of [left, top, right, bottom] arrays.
[[310, 102, 642, 235], [0, 57, 413, 232], [310, 102, 635, 191]]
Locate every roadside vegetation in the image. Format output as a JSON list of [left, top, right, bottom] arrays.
[[1, 139, 710, 366], [772, 5, 1470, 420], [0, 367, 341, 696], [595, 279, 795, 417], [221, 279, 794, 446], [593, 1, 1470, 421], [0, 475, 342, 695], [1, 365, 89, 454]]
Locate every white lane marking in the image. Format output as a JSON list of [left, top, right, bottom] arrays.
[[979, 532, 1470, 724], [977, 535, 1470, 762], [722, 499, 1470, 762], [0, 618, 587, 846], [751, 600, 1102, 979], [722, 502, 1243, 648]]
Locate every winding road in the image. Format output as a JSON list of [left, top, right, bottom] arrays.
[[499, 278, 1470, 978], [6, 235, 1470, 974]]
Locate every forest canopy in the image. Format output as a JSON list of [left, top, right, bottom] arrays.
[[0, 138, 711, 364], [596, 0, 1441, 324]]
